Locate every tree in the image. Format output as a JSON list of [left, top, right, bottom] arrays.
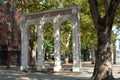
[[80, 0, 97, 64], [44, 23, 54, 61], [60, 21, 72, 64], [28, 25, 37, 67], [88, 0, 120, 80]]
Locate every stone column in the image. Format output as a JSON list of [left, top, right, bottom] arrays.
[[20, 25, 29, 71], [54, 24, 62, 72], [72, 5, 81, 72], [37, 23, 44, 71]]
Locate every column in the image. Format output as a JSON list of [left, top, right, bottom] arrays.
[[72, 5, 81, 72], [20, 26, 29, 71], [54, 24, 62, 72], [37, 23, 44, 71]]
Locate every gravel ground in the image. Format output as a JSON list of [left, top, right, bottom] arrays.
[[0, 63, 120, 80]]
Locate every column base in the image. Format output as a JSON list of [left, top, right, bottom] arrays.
[[72, 66, 80, 72], [20, 66, 29, 71], [37, 66, 42, 71], [37, 65, 45, 71], [54, 66, 62, 72]]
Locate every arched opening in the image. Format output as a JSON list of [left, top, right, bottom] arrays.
[[43, 23, 54, 69], [60, 21, 72, 70], [28, 24, 38, 68], [20, 4, 81, 72]]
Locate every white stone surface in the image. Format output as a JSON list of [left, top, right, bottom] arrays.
[[20, 4, 81, 72]]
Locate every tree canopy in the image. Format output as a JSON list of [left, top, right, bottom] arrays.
[[3, 0, 97, 52]]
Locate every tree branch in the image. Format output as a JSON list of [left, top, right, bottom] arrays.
[[88, 0, 101, 31], [102, 0, 109, 13], [60, 39, 66, 46], [105, 0, 120, 26]]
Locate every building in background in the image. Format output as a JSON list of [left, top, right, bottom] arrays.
[[0, 1, 21, 66]]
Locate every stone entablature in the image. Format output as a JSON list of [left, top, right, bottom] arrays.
[[25, 8, 72, 20], [20, 4, 81, 72]]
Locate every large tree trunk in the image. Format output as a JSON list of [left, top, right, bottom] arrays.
[[91, 57, 114, 80], [91, 27, 115, 80], [88, 0, 120, 80]]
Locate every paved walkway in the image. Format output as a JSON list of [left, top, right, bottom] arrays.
[[0, 63, 120, 80]]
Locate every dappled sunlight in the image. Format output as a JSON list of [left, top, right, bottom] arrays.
[[0, 71, 89, 80], [19, 77, 33, 80], [1, 63, 119, 80], [53, 14, 61, 23], [0, 68, 90, 80]]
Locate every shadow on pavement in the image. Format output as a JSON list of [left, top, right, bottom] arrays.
[[0, 72, 89, 80]]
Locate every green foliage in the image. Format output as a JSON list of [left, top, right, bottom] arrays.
[[97, 0, 106, 18], [44, 40, 54, 52], [60, 21, 72, 55], [15, 0, 120, 56], [63, 0, 80, 7], [40, 0, 59, 11], [44, 23, 54, 54], [114, 5, 120, 27], [29, 25, 37, 50], [5, 1, 11, 10], [13, 0, 60, 12], [12, 0, 98, 55], [80, 0, 97, 49], [111, 31, 117, 43]]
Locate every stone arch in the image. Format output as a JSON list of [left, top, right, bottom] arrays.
[[20, 4, 81, 72]]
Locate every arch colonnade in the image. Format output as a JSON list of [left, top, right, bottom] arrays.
[[20, 4, 81, 72]]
